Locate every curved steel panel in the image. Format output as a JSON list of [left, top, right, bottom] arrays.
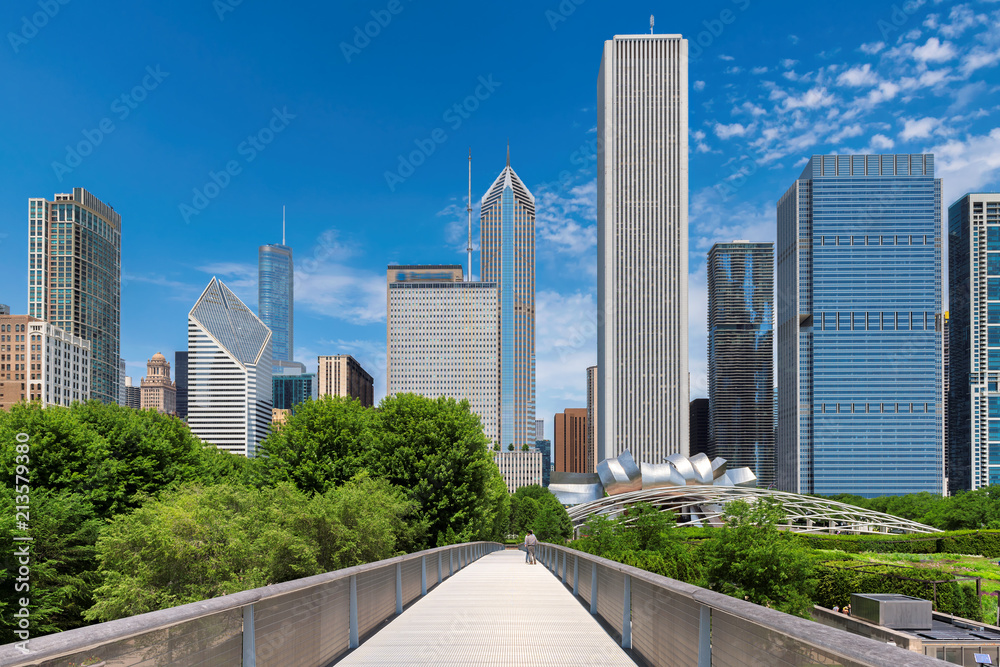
[[640, 462, 687, 489], [689, 453, 714, 484]]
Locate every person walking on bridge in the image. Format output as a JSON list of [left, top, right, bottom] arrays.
[[524, 530, 538, 565]]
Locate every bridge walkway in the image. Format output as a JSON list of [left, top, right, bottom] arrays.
[[339, 548, 636, 666]]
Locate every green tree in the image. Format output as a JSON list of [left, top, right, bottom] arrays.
[[520, 443, 530, 451], [507, 443, 514, 451], [701, 498, 816, 617], [507, 485, 572, 543], [254, 395, 375, 494], [0, 402, 235, 518], [0, 487, 102, 643]]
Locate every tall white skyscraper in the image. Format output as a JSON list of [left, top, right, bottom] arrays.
[[481, 151, 536, 448], [188, 278, 273, 457], [386, 265, 500, 443], [597, 34, 689, 465]]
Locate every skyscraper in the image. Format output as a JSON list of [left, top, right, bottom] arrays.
[[689, 398, 710, 458], [535, 419, 544, 441], [1, 314, 90, 409], [188, 277, 273, 457], [480, 150, 536, 448], [175, 350, 189, 419], [259, 216, 296, 372], [597, 34, 689, 465], [28, 188, 121, 404], [554, 408, 588, 473], [140, 352, 177, 414], [586, 365, 599, 469], [948, 193, 1000, 493], [318, 355, 374, 407], [386, 265, 499, 443], [708, 241, 775, 487], [272, 372, 316, 411], [777, 154, 942, 496]]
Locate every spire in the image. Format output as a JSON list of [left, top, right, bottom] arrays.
[[282, 205, 286, 245], [506, 141, 510, 168], [467, 149, 473, 282]]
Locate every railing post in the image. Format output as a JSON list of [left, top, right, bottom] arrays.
[[590, 563, 598, 615], [438, 552, 443, 583], [562, 552, 568, 584], [698, 605, 711, 667], [622, 574, 631, 650], [242, 604, 256, 667], [449, 549, 454, 576], [421, 555, 427, 596], [349, 575, 359, 649], [573, 555, 579, 596], [395, 563, 403, 614]]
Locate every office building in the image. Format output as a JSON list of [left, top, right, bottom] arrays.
[[175, 351, 189, 419], [188, 277, 273, 457], [536, 419, 544, 441], [554, 408, 588, 473], [28, 188, 121, 405], [481, 151, 536, 447], [944, 310, 950, 491], [708, 241, 775, 487], [119, 358, 126, 406], [124, 376, 141, 409], [494, 449, 543, 493], [259, 231, 297, 373], [689, 398, 710, 458], [386, 265, 499, 443], [140, 352, 176, 414], [597, 34, 689, 465], [587, 365, 599, 468], [948, 194, 1000, 492], [535, 439, 552, 487], [1, 314, 91, 409], [777, 154, 942, 496], [273, 372, 316, 411], [318, 354, 374, 407]]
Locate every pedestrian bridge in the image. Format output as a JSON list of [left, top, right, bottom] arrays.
[[1, 542, 942, 666]]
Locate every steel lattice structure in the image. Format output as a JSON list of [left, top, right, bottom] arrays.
[[565, 485, 941, 536]]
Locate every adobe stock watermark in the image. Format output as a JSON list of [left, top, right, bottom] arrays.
[[7, 0, 70, 54], [689, 0, 751, 61], [876, 1, 924, 40], [545, 0, 586, 31], [11, 432, 32, 655], [384, 75, 501, 192], [341, 0, 413, 64], [178, 107, 296, 224], [51, 65, 170, 183], [213, 0, 243, 21]]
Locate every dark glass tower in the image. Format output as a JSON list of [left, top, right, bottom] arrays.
[[258, 242, 294, 368], [175, 350, 188, 419], [708, 242, 774, 486], [777, 154, 943, 497]]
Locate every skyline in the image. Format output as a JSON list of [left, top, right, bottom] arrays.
[[1, 1, 999, 425]]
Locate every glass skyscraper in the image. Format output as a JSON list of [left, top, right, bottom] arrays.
[[708, 241, 774, 487], [948, 193, 1000, 493], [258, 242, 294, 368], [28, 188, 121, 404], [272, 372, 316, 411], [481, 151, 536, 448], [776, 154, 943, 497]]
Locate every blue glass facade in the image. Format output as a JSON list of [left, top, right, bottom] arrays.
[[272, 373, 315, 412], [777, 154, 942, 497], [708, 242, 774, 486], [535, 439, 552, 487], [258, 244, 293, 365]]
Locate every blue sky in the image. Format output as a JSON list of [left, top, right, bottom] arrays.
[[0, 0, 998, 430]]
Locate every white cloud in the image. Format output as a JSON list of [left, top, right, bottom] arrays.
[[869, 133, 895, 150], [719, 54, 735, 61], [781, 58, 799, 68], [693, 130, 711, 153], [860, 41, 886, 54], [782, 86, 837, 110], [751, 66, 769, 74], [836, 63, 879, 87], [535, 179, 597, 259], [960, 46, 1000, 76], [693, 80, 706, 91], [936, 4, 988, 38], [829, 124, 864, 144], [713, 122, 752, 139], [535, 290, 596, 419], [899, 116, 942, 141], [725, 66, 744, 75], [913, 37, 958, 62], [932, 128, 1000, 205]]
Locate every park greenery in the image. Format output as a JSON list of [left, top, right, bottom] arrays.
[[0, 395, 568, 643]]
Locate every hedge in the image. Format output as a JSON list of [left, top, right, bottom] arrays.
[[799, 530, 1000, 558], [815, 560, 982, 621]]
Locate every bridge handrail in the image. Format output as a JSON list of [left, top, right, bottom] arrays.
[[537, 542, 944, 667], [0, 541, 502, 667]]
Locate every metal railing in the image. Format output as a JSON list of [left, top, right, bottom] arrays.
[[0, 542, 502, 667], [536, 543, 945, 667]]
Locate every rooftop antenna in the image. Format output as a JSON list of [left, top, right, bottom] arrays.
[[650, 14, 654, 34], [282, 205, 286, 245], [467, 149, 473, 282]]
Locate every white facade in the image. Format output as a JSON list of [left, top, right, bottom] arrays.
[[386, 266, 500, 444], [597, 34, 690, 465], [28, 320, 91, 407], [494, 450, 543, 493], [587, 365, 599, 468], [187, 278, 273, 457]]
